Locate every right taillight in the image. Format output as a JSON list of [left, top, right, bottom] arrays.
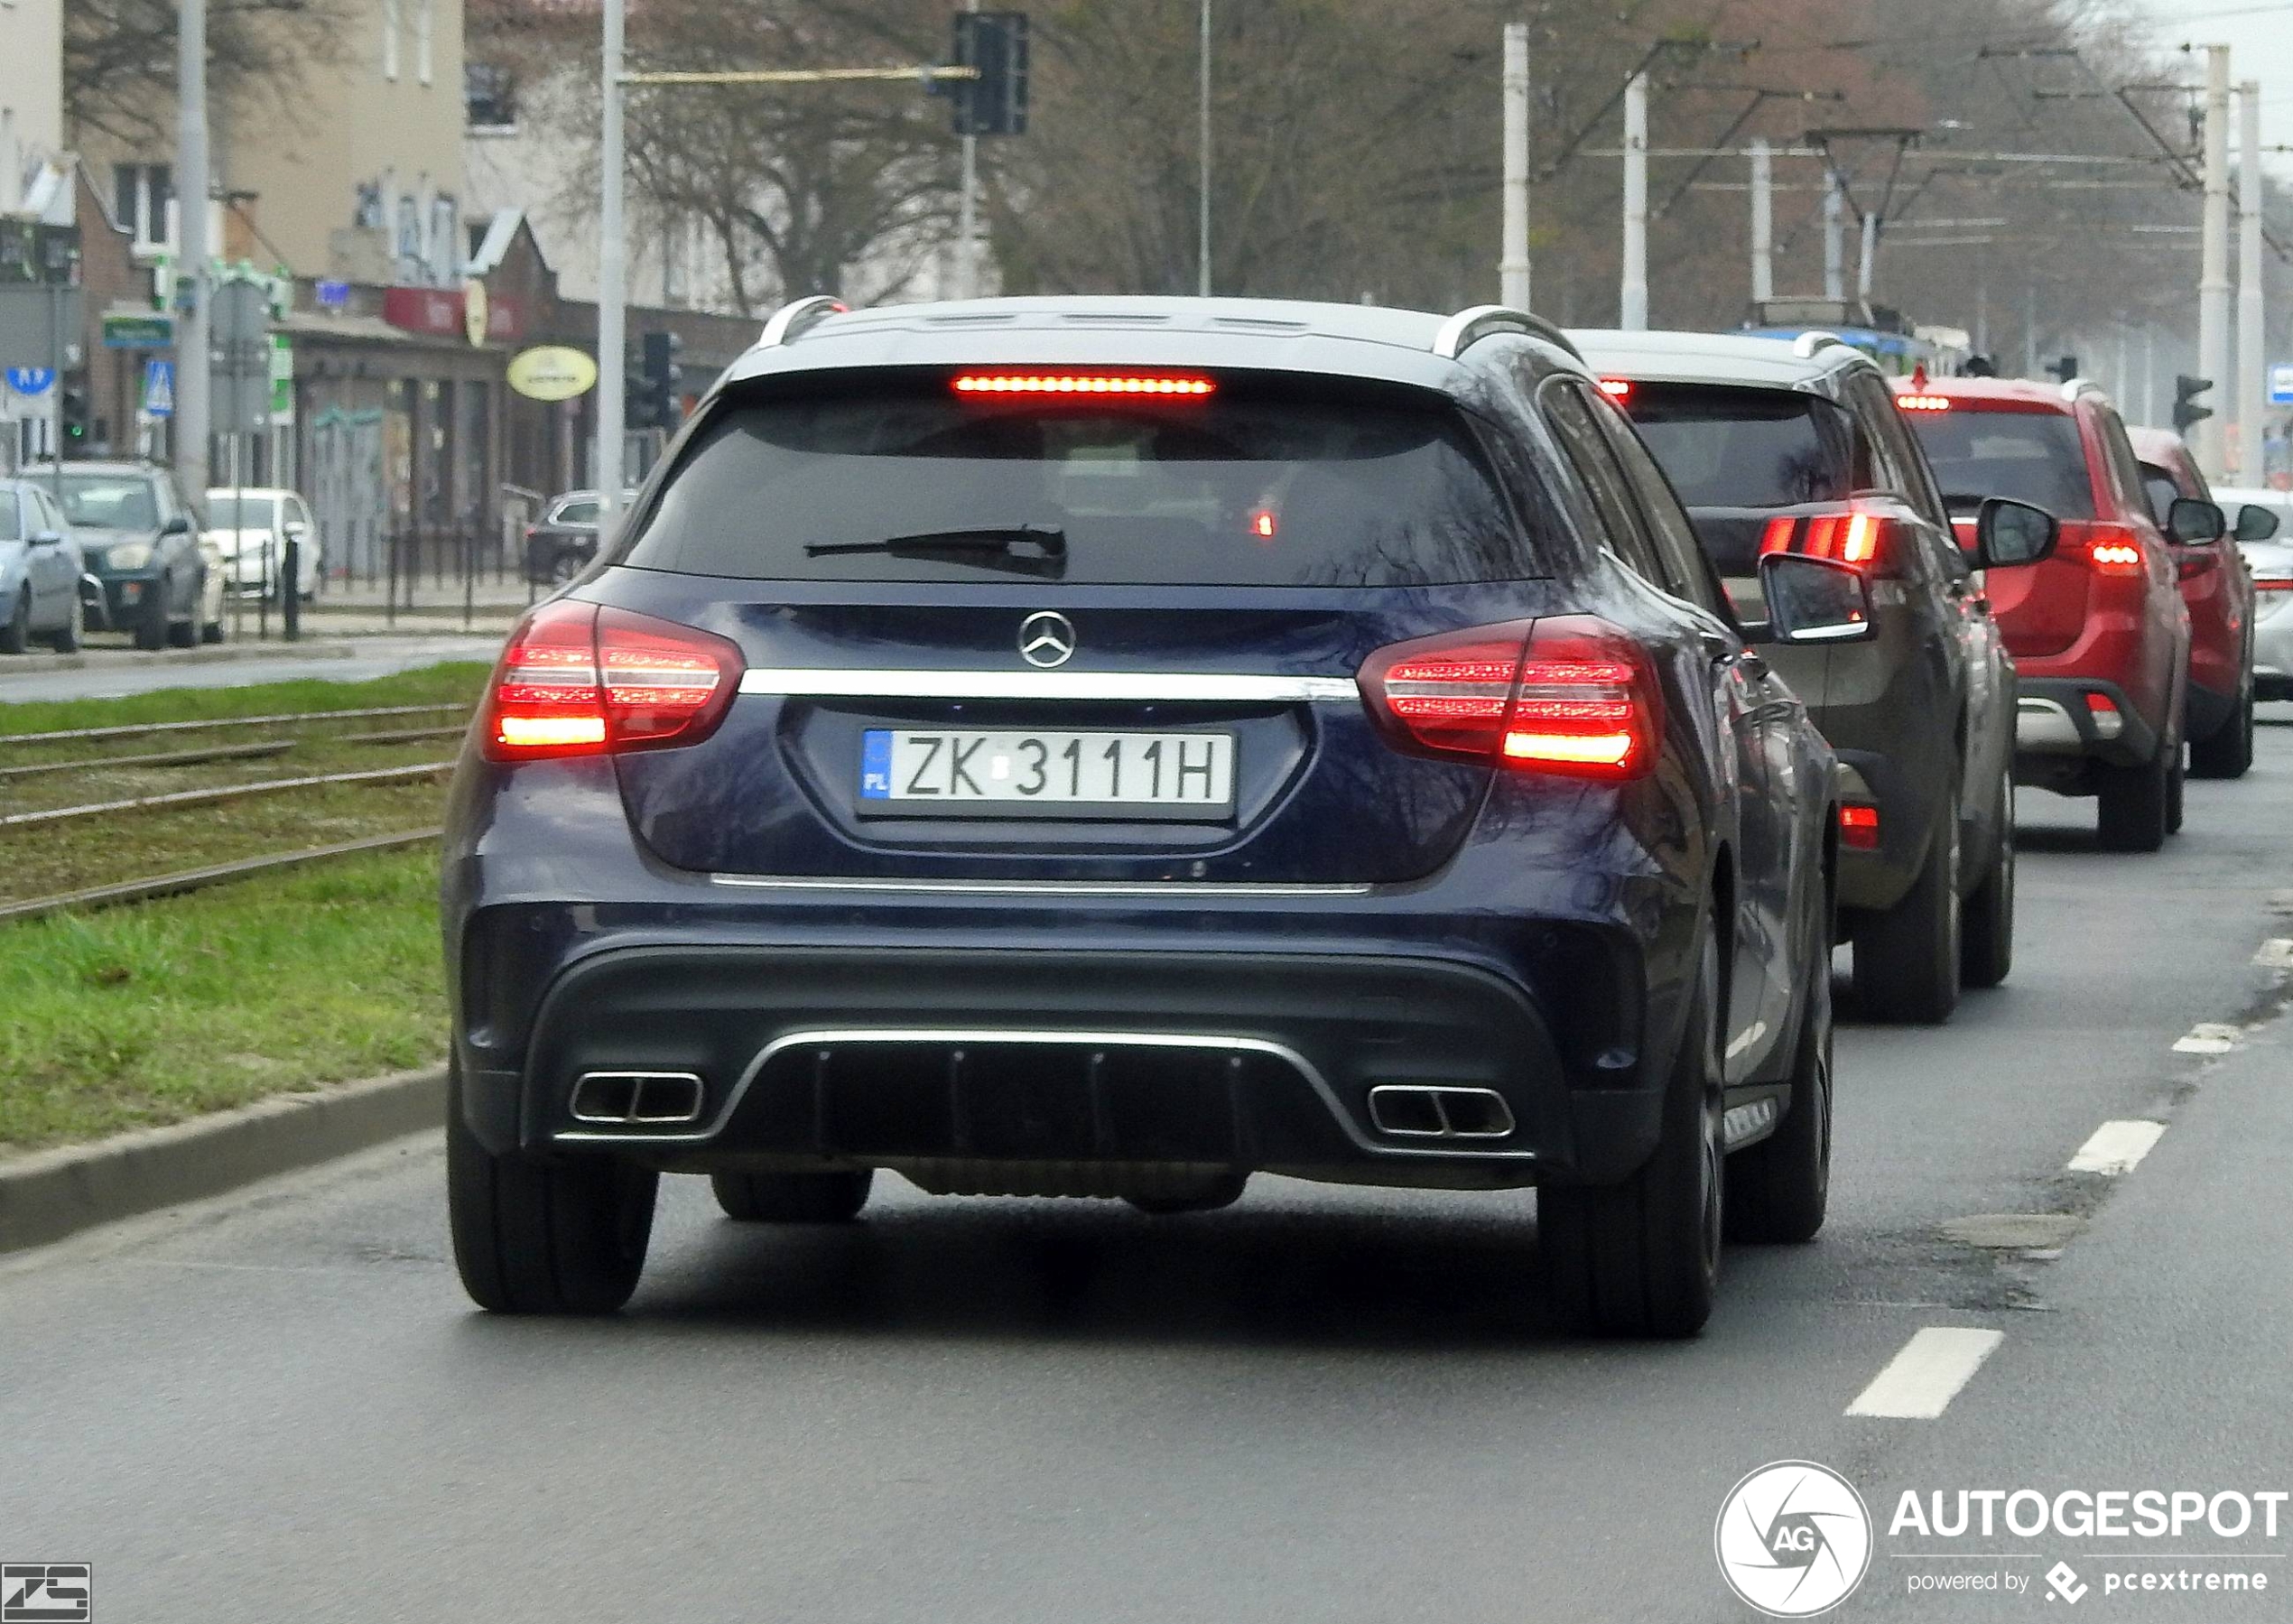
[[1359, 615, 1658, 779], [1759, 505, 1890, 568], [2084, 525, 2146, 577], [483, 600, 743, 761]]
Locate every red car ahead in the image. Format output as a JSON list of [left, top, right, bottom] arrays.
[[2126, 426, 2261, 778], [1897, 376, 2206, 851]]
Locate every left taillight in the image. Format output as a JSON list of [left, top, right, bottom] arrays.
[[483, 600, 743, 762], [1359, 615, 1659, 780]]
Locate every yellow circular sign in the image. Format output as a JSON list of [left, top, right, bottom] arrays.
[[506, 345, 599, 403]]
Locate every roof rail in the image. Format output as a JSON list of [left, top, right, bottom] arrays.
[[1791, 330, 1847, 360], [757, 294, 849, 348], [2060, 376, 2100, 402], [1433, 304, 1584, 363]]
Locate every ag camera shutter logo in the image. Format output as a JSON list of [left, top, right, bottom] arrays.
[[1715, 1461, 1874, 1617]]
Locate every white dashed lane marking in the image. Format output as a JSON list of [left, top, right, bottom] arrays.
[[2172, 1023, 2243, 1055], [2253, 939, 2293, 970], [1846, 1328, 2006, 1420], [2068, 1119, 2168, 1175]]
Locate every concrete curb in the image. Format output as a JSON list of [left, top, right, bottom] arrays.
[[0, 1066, 444, 1255]]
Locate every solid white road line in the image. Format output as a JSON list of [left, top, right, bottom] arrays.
[[1846, 1328, 2006, 1420], [2172, 1023, 2242, 1055], [2068, 1118, 2168, 1175]]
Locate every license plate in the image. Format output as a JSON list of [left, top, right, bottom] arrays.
[[859, 728, 1235, 814]]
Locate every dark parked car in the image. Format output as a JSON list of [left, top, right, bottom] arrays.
[[0, 478, 94, 654], [31, 460, 214, 649], [1577, 331, 2056, 1024], [522, 488, 635, 584], [443, 296, 1858, 1337]]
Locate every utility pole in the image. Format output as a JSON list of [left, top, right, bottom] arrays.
[[956, 0, 979, 298], [2025, 283, 2038, 378], [1197, 0, 1211, 297], [2144, 325, 2158, 427], [2239, 78, 2265, 481], [2197, 43, 2232, 478], [176, 0, 209, 515], [1823, 171, 1846, 302], [1750, 136, 1773, 304], [1499, 23, 1530, 310], [1620, 71, 1648, 329], [1857, 210, 1877, 301], [598, 0, 626, 523]]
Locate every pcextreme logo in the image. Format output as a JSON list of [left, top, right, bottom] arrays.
[[1716, 1461, 1876, 1617]]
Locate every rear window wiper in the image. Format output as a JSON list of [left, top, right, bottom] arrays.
[[806, 524, 1068, 572]]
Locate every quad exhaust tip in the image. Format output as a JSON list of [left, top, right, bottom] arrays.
[[1366, 1084, 1516, 1140], [570, 1070, 706, 1126]]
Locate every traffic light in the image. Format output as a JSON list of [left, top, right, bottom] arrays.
[[635, 330, 681, 430], [2174, 374, 2214, 435], [2046, 355, 2079, 385], [59, 368, 89, 447], [951, 11, 1029, 136]]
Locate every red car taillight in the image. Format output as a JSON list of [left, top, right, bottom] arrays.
[[1760, 506, 1890, 568], [483, 601, 743, 761], [2083, 525, 2147, 578], [1359, 616, 1658, 779]]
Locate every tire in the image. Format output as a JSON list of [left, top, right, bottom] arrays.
[[447, 1064, 658, 1313], [710, 1168, 873, 1222], [549, 550, 582, 585], [1539, 923, 1723, 1338], [1852, 780, 1962, 1025], [1959, 765, 2014, 989], [1126, 1172, 1249, 1215], [1725, 955, 1832, 1244], [0, 589, 26, 655], [200, 617, 225, 645], [2097, 738, 2170, 852], [48, 589, 83, 654], [165, 609, 197, 649], [2188, 680, 2254, 779]]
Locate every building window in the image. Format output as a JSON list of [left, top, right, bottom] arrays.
[[417, 0, 433, 86], [113, 163, 174, 249], [465, 64, 516, 132], [382, 0, 400, 81]]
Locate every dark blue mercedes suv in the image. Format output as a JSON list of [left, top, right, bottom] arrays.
[[442, 296, 1864, 1336]]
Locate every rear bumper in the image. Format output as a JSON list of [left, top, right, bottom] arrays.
[[457, 936, 1670, 1190], [2253, 599, 2293, 698], [2012, 675, 2162, 787], [1831, 749, 1931, 915]]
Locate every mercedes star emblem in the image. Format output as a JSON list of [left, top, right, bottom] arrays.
[[1018, 610, 1077, 669]]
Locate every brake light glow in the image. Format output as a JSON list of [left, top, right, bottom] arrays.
[[1249, 508, 1277, 539], [1760, 516, 1796, 556], [2084, 691, 2124, 739], [952, 373, 1216, 397], [1838, 804, 1881, 849], [1764, 506, 1890, 568], [2086, 532, 2145, 576], [2253, 575, 2293, 590], [484, 601, 744, 761], [1360, 616, 1657, 779], [1599, 378, 1634, 400], [1897, 394, 1954, 413]]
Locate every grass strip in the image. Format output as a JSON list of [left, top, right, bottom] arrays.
[[0, 845, 447, 1154], [0, 662, 490, 742]]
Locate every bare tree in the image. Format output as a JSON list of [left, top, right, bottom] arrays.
[[64, 0, 350, 147]]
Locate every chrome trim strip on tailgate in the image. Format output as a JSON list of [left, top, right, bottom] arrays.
[[737, 668, 1360, 703], [709, 874, 1374, 897]]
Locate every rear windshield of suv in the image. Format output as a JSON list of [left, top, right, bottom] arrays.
[[1620, 383, 1858, 510], [56, 474, 160, 532], [618, 377, 1539, 585], [1901, 409, 2094, 519]]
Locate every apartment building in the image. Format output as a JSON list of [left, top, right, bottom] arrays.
[[0, 0, 63, 213]]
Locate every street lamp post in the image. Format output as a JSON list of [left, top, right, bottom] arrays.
[[1198, 0, 1211, 297]]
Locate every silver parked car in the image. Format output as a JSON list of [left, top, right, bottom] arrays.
[[2210, 486, 2293, 701], [0, 478, 94, 654]]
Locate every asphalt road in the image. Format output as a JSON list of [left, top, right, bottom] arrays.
[[0, 635, 506, 704], [5, 715, 2292, 1622]]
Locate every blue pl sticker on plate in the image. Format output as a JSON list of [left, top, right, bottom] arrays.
[[859, 730, 893, 799]]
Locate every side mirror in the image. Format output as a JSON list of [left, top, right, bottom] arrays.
[[2168, 496, 2226, 544], [161, 515, 192, 536], [1973, 497, 2058, 569], [32, 530, 65, 548], [2235, 504, 2281, 543], [1757, 552, 1878, 645]]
